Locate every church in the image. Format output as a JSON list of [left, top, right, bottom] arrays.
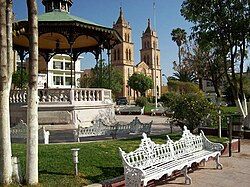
[[111, 8, 162, 102]]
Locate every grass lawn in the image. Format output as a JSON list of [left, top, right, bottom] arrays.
[[12, 134, 228, 186]]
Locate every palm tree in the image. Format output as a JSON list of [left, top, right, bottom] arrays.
[[171, 28, 187, 65], [26, 0, 39, 185], [169, 69, 196, 82]]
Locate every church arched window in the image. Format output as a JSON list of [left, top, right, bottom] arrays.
[[124, 33, 127, 42], [157, 55, 159, 65], [113, 50, 116, 61], [147, 41, 150, 48], [147, 55, 150, 64], [117, 49, 120, 60], [129, 49, 131, 60], [126, 49, 128, 60], [128, 34, 130, 42], [144, 42, 146, 48]]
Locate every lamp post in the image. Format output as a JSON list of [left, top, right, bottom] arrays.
[[71, 148, 80, 176]]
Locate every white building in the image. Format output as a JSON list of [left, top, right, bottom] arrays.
[[38, 54, 83, 88]]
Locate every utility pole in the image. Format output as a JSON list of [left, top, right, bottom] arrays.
[[153, 1, 157, 109]]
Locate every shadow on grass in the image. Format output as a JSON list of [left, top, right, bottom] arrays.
[[39, 170, 72, 176], [85, 166, 124, 183]]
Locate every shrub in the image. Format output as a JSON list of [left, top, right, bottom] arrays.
[[169, 93, 216, 132], [135, 96, 148, 107], [167, 80, 201, 94], [160, 92, 177, 107]]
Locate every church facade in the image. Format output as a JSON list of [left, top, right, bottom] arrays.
[[111, 8, 162, 102]]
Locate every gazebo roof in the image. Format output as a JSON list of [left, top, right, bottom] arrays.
[[13, 1, 122, 55], [38, 11, 103, 26]]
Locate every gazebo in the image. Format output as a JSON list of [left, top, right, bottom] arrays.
[[10, 0, 122, 129]]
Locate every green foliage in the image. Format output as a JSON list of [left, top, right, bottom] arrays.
[[167, 93, 216, 132], [160, 92, 177, 107], [243, 75, 250, 100], [181, 0, 250, 101], [135, 96, 148, 107], [79, 60, 123, 96], [128, 73, 153, 96], [167, 80, 201, 94], [12, 69, 28, 89]]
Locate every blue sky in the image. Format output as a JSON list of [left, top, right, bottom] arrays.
[[13, 0, 194, 79]]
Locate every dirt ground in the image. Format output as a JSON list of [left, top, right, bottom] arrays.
[[158, 140, 250, 187]]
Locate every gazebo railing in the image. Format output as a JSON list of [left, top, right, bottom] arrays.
[[10, 88, 112, 104]]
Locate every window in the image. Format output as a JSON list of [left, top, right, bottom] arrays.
[[117, 49, 120, 60], [65, 62, 71, 70], [65, 77, 71, 85], [129, 49, 131, 60], [128, 34, 130, 42], [126, 49, 128, 60], [113, 50, 116, 60], [53, 61, 63, 70], [53, 76, 64, 85], [147, 55, 150, 64]]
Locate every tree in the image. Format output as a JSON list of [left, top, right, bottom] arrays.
[[80, 60, 123, 96], [26, 0, 39, 185], [0, 0, 13, 184], [181, 0, 250, 121], [128, 73, 153, 96], [171, 28, 187, 65], [182, 40, 225, 94], [12, 69, 29, 89]]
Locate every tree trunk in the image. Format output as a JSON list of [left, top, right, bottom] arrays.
[[178, 45, 181, 65], [26, 0, 39, 185], [0, 0, 13, 184]]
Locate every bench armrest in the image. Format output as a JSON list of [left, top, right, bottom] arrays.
[[119, 148, 145, 177], [201, 131, 224, 152]]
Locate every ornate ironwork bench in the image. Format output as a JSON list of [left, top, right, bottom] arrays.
[[11, 120, 50, 144], [116, 106, 144, 115], [73, 117, 152, 142], [119, 126, 224, 187]]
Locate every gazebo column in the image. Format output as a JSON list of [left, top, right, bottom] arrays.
[[107, 48, 111, 89], [69, 42, 74, 88], [72, 53, 79, 87]]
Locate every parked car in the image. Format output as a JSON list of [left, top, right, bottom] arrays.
[[116, 97, 128, 105]]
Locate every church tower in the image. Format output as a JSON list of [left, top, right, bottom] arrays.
[[112, 8, 135, 99], [140, 19, 162, 97]]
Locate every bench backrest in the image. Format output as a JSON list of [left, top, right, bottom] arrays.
[[11, 121, 50, 144], [119, 133, 174, 169], [127, 117, 152, 134], [172, 126, 203, 158]]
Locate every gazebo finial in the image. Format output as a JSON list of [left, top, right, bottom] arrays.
[[42, 0, 73, 13]]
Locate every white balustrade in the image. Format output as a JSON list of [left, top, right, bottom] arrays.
[[10, 88, 112, 104]]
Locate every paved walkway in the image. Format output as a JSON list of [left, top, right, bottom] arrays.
[[158, 139, 250, 187]]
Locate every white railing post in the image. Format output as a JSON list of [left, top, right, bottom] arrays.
[[70, 89, 74, 104], [101, 89, 104, 101]]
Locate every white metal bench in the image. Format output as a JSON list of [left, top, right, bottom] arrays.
[[117, 105, 144, 115], [119, 126, 224, 187], [11, 120, 50, 144], [73, 117, 152, 142]]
